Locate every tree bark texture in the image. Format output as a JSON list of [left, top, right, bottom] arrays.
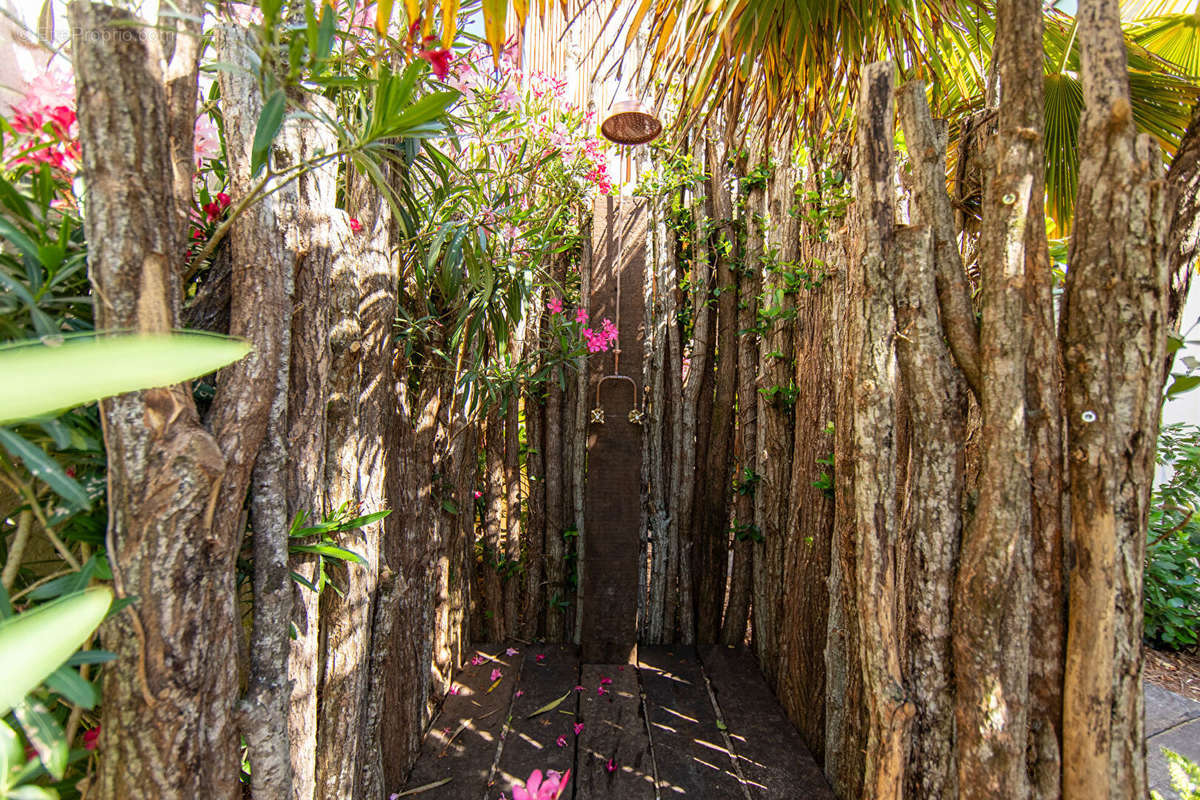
[[74, 9, 290, 798], [544, 254, 568, 641], [1063, 1, 1167, 796], [753, 122, 797, 684], [523, 296, 547, 640], [777, 144, 840, 760], [846, 64, 914, 800], [720, 137, 762, 649], [674, 132, 714, 646], [483, 405, 507, 640], [695, 127, 738, 645], [895, 83, 968, 800], [287, 107, 342, 800], [645, 176, 675, 644], [314, 168, 392, 800]]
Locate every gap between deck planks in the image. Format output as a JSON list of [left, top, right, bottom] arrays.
[[398, 643, 835, 800]]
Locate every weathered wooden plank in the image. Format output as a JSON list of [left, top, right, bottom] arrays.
[[575, 664, 656, 799], [639, 646, 746, 798], [402, 645, 523, 800], [493, 644, 581, 797], [700, 645, 835, 800]]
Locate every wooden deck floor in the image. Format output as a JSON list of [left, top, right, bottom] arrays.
[[400, 644, 835, 800]]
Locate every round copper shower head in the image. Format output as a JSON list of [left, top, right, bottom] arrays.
[[600, 99, 662, 146]]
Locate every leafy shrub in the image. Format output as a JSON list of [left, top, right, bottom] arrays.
[[1145, 423, 1200, 649], [1151, 748, 1200, 800]]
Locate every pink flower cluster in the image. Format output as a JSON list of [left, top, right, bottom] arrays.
[[583, 318, 619, 353], [528, 71, 567, 102], [449, 43, 612, 196], [509, 769, 571, 800], [545, 298, 619, 354], [7, 69, 79, 174]]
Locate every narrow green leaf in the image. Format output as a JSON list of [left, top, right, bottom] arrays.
[[251, 90, 287, 177], [0, 218, 39, 265], [64, 649, 116, 667], [44, 665, 98, 709], [7, 785, 61, 799], [0, 587, 113, 716], [1167, 374, 1200, 397], [0, 719, 21, 791], [526, 689, 572, 719], [393, 778, 452, 797], [0, 333, 251, 424], [289, 544, 367, 565], [13, 699, 67, 780], [316, 3, 336, 61], [327, 510, 391, 532], [0, 428, 90, 510]]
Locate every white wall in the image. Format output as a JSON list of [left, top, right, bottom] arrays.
[[1163, 280, 1200, 430]]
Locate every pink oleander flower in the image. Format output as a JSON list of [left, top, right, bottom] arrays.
[[448, 685, 459, 696], [597, 686, 608, 696], [490, 668, 503, 682], [512, 769, 571, 800], [536, 653, 546, 663], [574, 308, 588, 324], [500, 223, 520, 242], [82, 725, 100, 751], [573, 722, 584, 735], [556, 734, 567, 747], [546, 297, 564, 315], [496, 86, 520, 111], [506, 647, 519, 656], [471, 655, 485, 666], [203, 201, 221, 222], [194, 114, 220, 164], [574, 685, 585, 692], [599, 677, 612, 686], [217, 192, 232, 208], [605, 758, 617, 774], [515, 689, 524, 698], [349, 217, 363, 233], [419, 47, 454, 81], [474, 490, 483, 499], [600, 318, 618, 346], [582, 328, 609, 353]]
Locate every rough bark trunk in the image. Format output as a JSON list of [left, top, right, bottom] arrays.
[[571, 236, 590, 643], [74, 8, 285, 797], [826, 127, 868, 800], [286, 105, 340, 800], [503, 391, 522, 634], [777, 141, 841, 760], [675, 136, 714, 645], [646, 182, 675, 643], [545, 256, 568, 641], [1062, 1, 1167, 796], [895, 82, 968, 800], [523, 298, 547, 640], [753, 123, 796, 682], [952, 0, 1050, 793], [846, 64, 914, 799], [720, 140, 761, 648], [314, 169, 391, 800], [239, 109, 328, 800], [380, 368, 447, 790], [696, 129, 738, 646], [483, 406, 507, 640]]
